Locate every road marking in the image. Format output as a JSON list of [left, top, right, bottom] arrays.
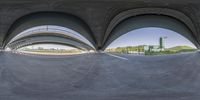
[[105, 53, 128, 60]]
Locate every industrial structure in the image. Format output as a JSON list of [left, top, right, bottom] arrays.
[[144, 37, 166, 52]]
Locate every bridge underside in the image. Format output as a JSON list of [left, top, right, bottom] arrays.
[[7, 35, 94, 51], [0, 0, 200, 50]]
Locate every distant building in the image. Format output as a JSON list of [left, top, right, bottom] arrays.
[[159, 37, 163, 49], [144, 37, 166, 52], [144, 45, 162, 52]]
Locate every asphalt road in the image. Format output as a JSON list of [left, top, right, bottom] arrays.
[[0, 51, 200, 100]]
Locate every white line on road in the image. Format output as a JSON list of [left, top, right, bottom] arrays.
[[104, 53, 129, 60]]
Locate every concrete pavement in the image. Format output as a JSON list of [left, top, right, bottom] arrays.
[[0, 52, 200, 100]]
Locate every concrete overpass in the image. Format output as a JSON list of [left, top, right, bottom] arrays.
[[0, 0, 199, 50], [7, 35, 94, 51], [5, 25, 95, 50]]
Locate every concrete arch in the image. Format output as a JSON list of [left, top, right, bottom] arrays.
[[7, 36, 94, 51], [102, 8, 200, 49], [7, 33, 95, 50], [7, 25, 95, 49], [8, 33, 94, 49], [3, 12, 96, 49]]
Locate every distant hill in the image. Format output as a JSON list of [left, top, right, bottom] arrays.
[[166, 46, 197, 52]]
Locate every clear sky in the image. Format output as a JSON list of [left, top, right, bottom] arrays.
[[107, 27, 196, 49]]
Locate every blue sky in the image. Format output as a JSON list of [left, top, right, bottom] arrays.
[[107, 27, 196, 49]]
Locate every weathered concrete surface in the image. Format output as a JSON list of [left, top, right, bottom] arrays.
[[8, 35, 94, 51], [1, 0, 200, 48], [0, 52, 200, 100]]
